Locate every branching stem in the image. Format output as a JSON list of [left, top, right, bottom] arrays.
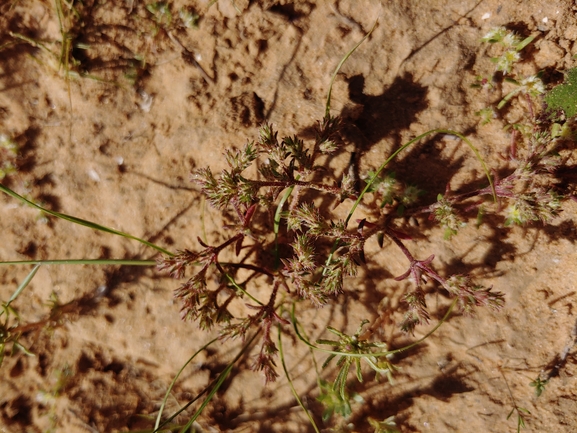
[[248, 179, 355, 198]]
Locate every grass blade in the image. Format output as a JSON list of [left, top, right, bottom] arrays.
[[174, 332, 259, 433], [0, 259, 156, 266], [325, 20, 378, 117], [7, 264, 41, 306], [345, 129, 496, 227], [278, 326, 320, 433], [154, 337, 219, 431], [0, 183, 173, 256], [153, 332, 259, 432]]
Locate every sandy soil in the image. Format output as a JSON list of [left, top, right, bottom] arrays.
[[1, 0, 576, 432]]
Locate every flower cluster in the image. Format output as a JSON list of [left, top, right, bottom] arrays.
[[481, 27, 532, 74], [443, 275, 505, 315]]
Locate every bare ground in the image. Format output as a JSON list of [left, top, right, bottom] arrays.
[[1, 1, 577, 432]]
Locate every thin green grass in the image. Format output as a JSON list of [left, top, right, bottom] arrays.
[[278, 326, 321, 433], [0, 183, 172, 256], [8, 264, 41, 306], [0, 259, 156, 266], [153, 337, 219, 431], [325, 20, 378, 118], [345, 129, 496, 227], [158, 332, 259, 433]]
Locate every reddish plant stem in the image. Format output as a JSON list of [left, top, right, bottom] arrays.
[[207, 232, 245, 256], [220, 262, 274, 277], [249, 179, 352, 197], [384, 227, 415, 264], [384, 227, 445, 287]]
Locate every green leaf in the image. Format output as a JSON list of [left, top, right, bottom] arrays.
[[518, 407, 530, 414], [529, 377, 548, 397], [545, 68, 577, 118], [507, 407, 515, 420], [515, 34, 536, 52]]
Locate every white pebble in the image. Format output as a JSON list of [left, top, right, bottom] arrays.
[[88, 168, 101, 182]]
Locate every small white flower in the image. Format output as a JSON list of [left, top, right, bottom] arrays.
[[495, 50, 521, 74], [482, 27, 507, 43], [0, 133, 18, 154], [503, 32, 521, 49], [520, 75, 545, 95]]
